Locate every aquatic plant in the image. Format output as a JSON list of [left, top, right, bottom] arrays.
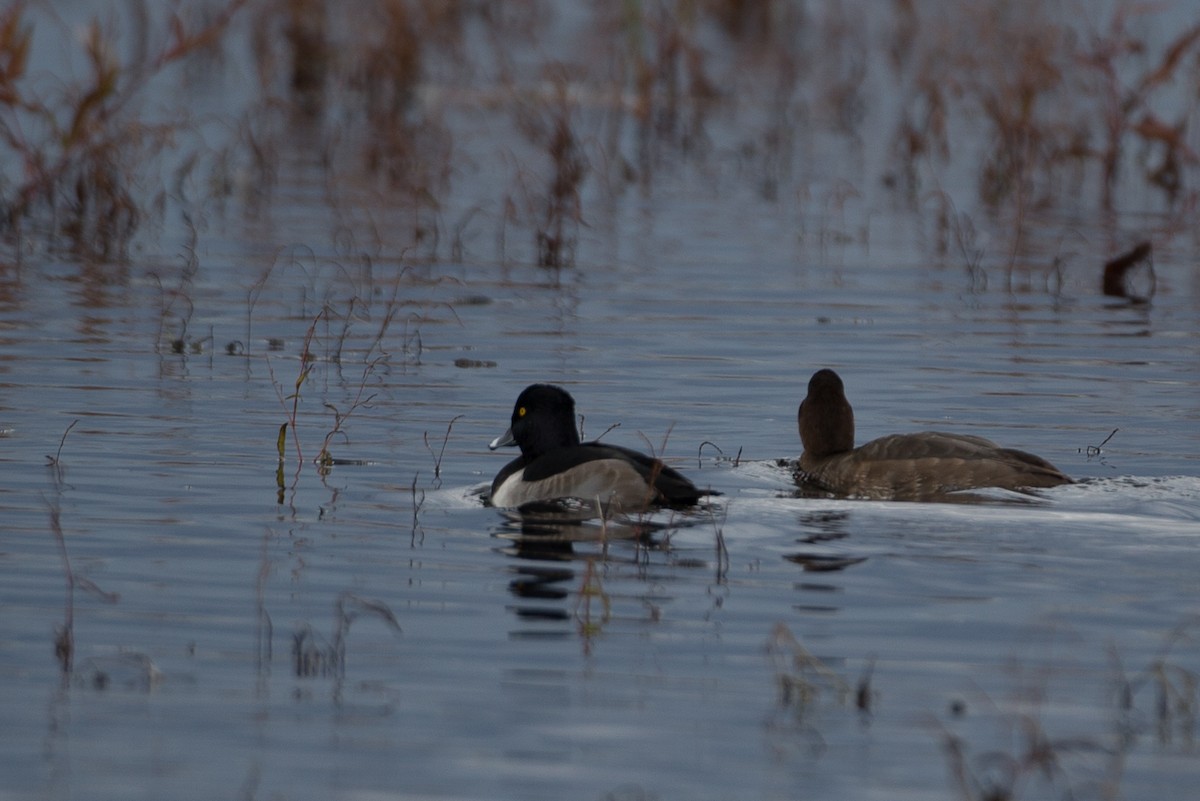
[[1112, 619, 1200, 746], [422, 414, 462, 488], [44, 420, 119, 683], [246, 0, 461, 259], [278, 0, 329, 113], [940, 712, 1108, 801], [613, 0, 719, 177], [708, 501, 730, 584], [936, 621, 1200, 801], [409, 473, 425, 546], [292, 591, 401, 680], [269, 308, 382, 485], [575, 558, 611, 646], [269, 310, 321, 472], [314, 356, 381, 474], [0, 1, 246, 260], [898, 2, 1200, 219], [1079, 11, 1200, 209], [766, 622, 853, 709], [512, 67, 590, 268]]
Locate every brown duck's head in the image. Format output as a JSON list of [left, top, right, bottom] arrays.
[[798, 368, 855, 458]]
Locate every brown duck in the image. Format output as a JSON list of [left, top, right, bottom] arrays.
[[796, 369, 1073, 500]]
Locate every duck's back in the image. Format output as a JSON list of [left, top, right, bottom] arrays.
[[800, 431, 1073, 499]]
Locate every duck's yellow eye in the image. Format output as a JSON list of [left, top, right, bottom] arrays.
[[518, 406, 526, 418]]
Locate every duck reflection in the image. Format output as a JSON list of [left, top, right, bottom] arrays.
[[493, 500, 705, 628], [493, 500, 680, 556], [797, 510, 852, 543], [783, 510, 868, 575]]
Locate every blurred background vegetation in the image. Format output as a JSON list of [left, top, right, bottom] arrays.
[[2, 0, 1198, 266]]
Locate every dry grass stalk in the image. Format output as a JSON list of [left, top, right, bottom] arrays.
[[44, 420, 119, 683], [0, 1, 247, 258], [409, 473, 424, 546], [574, 558, 611, 647], [422, 414, 463, 487], [766, 622, 852, 709], [292, 591, 401, 680], [512, 67, 590, 268]]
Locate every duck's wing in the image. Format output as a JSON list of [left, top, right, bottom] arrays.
[[853, 432, 1072, 493], [857, 432, 1002, 460], [582, 443, 710, 506]]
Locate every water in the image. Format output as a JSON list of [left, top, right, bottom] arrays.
[[3, 2, 1200, 800]]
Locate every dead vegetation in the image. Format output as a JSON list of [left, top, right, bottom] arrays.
[[891, 1, 1200, 244], [5, 1, 1200, 268], [766, 622, 856, 711], [515, 68, 590, 269], [0, 1, 247, 260], [935, 620, 1200, 801], [291, 591, 401, 680], [44, 419, 120, 684]]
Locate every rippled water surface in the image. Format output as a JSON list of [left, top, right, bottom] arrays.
[[3, 2, 1200, 800]]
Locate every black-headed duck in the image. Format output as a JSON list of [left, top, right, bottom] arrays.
[[796, 369, 1072, 499], [489, 384, 707, 510]]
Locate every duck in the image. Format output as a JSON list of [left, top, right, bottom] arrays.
[[795, 368, 1073, 499], [488, 383, 708, 510]]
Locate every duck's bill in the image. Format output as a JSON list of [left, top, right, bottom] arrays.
[[489, 427, 516, 450]]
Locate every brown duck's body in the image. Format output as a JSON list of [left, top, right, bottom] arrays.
[[797, 369, 1073, 500]]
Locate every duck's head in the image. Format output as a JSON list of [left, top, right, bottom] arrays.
[[798, 368, 856, 458], [489, 383, 582, 458]]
